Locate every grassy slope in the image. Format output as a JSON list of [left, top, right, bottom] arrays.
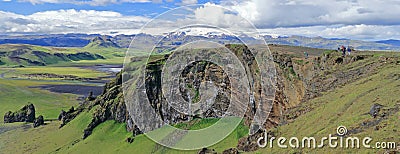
[[0, 79, 79, 122], [0, 112, 248, 153], [1, 44, 398, 153], [58, 47, 127, 66], [0, 63, 112, 122], [0, 44, 126, 67], [65, 118, 248, 154], [0, 110, 93, 153], [257, 62, 400, 153], [1, 67, 109, 79]]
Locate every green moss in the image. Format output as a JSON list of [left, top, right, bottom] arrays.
[[323, 50, 336, 56]]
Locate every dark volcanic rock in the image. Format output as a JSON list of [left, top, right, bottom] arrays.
[[370, 103, 384, 118], [126, 137, 135, 144], [58, 110, 66, 121], [222, 148, 239, 154], [4, 103, 35, 123], [237, 130, 266, 152], [59, 105, 86, 128], [33, 115, 44, 128], [198, 148, 217, 154]]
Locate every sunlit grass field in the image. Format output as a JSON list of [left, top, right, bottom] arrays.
[[0, 79, 80, 123]]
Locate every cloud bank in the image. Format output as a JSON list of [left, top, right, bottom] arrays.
[[1, 0, 400, 40], [0, 9, 150, 34]]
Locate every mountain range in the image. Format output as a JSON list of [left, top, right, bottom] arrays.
[[0, 33, 399, 51]]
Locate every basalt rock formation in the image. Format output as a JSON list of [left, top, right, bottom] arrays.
[[4, 103, 36, 123], [236, 48, 398, 152], [58, 72, 138, 139], [58, 44, 395, 152], [33, 115, 44, 128]]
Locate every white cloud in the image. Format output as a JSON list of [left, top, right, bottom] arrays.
[[258, 25, 400, 41], [0, 9, 150, 34], [179, 0, 197, 5], [224, 0, 400, 28], [192, 3, 247, 28], [185, 0, 400, 40]]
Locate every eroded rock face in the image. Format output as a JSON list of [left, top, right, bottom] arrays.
[[4, 103, 35, 123]]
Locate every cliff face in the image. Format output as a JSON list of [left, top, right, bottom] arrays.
[[60, 44, 392, 144]]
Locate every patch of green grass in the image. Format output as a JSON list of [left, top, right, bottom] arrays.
[[0, 110, 93, 154], [1, 114, 249, 153], [69, 118, 248, 153], [174, 118, 219, 130], [323, 50, 337, 55], [2, 66, 108, 79], [289, 67, 296, 76], [0, 79, 79, 122], [0, 44, 127, 66], [294, 59, 304, 65]]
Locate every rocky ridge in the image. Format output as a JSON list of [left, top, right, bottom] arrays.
[[57, 44, 398, 152]]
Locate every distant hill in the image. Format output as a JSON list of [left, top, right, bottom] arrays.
[[263, 35, 400, 51], [0, 33, 400, 51], [84, 36, 120, 48], [0, 44, 104, 66], [0, 34, 97, 47], [375, 39, 400, 46]]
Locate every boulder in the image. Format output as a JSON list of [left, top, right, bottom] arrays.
[[3, 111, 13, 123], [3, 103, 35, 123], [86, 91, 96, 101], [370, 103, 384, 118], [33, 115, 44, 128], [198, 148, 217, 154], [58, 110, 66, 121], [222, 148, 239, 154], [126, 137, 134, 144], [237, 130, 266, 152]]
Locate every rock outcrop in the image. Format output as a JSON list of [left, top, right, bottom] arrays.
[[4, 103, 35, 123], [33, 115, 44, 128], [370, 103, 384, 118], [198, 148, 217, 154], [57, 72, 138, 139], [56, 44, 398, 152], [222, 148, 239, 154]]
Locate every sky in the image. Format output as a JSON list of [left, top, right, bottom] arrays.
[[1, 0, 400, 41]]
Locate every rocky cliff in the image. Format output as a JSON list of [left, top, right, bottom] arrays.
[[59, 44, 397, 151]]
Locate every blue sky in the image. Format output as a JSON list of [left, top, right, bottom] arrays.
[[1, 0, 400, 41], [0, 0, 216, 16]]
